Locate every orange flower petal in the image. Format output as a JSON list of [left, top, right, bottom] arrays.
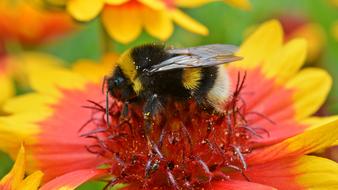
[[227, 67, 306, 146], [0, 93, 57, 159], [175, 0, 217, 8], [286, 68, 332, 121], [262, 39, 307, 84], [102, 6, 142, 44], [40, 169, 105, 190], [105, 0, 130, 5], [0, 145, 25, 190], [67, 0, 104, 21], [0, 145, 44, 190], [205, 180, 276, 190], [17, 171, 44, 190], [0, 72, 14, 105], [21, 53, 87, 98], [224, 0, 251, 10], [24, 84, 107, 181], [141, 7, 173, 41], [0, 1, 74, 45], [296, 156, 338, 189], [235, 20, 283, 69], [230, 156, 338, 190], [138, 0, 166, 10], [288, 23, 325, 62], [247, 117, 338, 165]]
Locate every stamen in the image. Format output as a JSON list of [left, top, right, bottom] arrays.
[[194, 156, 212, 181], [167, 168, 178, 190], [239, 125, 264, 139], [80, 127, 107, 137], [226, 164, 250, 181], [246, 111, 276, 125], [78, 118, 93, 133], [231, 145, 247, 170]]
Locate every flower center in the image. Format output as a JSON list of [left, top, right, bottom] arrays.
[[81, 74, 264, 189]]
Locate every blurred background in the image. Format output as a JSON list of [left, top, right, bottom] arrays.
[[0, 0, 337, 189]]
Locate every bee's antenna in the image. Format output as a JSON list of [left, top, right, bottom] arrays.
[[106, 89, 110, 128], [102, 76, 110, 128], [102, 76, 108, 94]]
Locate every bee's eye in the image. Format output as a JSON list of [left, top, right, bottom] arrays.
[[114, 77, 124, 86]]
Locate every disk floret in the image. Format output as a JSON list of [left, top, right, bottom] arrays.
[[81, 83, 257, 189]]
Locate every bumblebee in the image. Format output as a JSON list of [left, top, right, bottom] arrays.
[[105, 44, 241, 128]]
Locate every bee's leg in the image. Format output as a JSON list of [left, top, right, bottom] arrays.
[[143, 94, 161, 135], [120, 96, 138, 121], [120, 101, 129, 121], [143, 94, 165, 177]]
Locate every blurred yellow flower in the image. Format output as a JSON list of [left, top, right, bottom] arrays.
[[278, 15, 326, 63], [223, 0, 251, 10], [0, 55, 15, 106], [0, 145, 103, 190], [0, 145, 44, 190], [332, 21, 338, 41], [47, 0, 249, 43], [0, 0, 75, 45]]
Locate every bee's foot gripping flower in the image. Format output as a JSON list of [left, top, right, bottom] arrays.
[[81, 73, 263, 189]]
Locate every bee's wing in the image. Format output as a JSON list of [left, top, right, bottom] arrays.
[[149, 44, 242, 73]]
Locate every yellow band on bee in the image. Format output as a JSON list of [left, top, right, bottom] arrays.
[[182, 68, 201, 90], [117, 49, 143, 94]]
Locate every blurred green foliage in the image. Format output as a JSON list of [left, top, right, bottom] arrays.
[[1, 0, 338, 189], [0, 151, 13, 178]]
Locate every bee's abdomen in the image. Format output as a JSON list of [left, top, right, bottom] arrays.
[[192, 66, 218, 103], [206, 66, 231, 111]]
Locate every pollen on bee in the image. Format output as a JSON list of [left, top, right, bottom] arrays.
[[80, 72, 268, 189]]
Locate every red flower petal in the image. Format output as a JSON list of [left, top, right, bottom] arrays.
[[227, 67, 306, 146], [27, 84, 107, 181], [247, 117, 338, 165], [40, 169, 105, 190], [205, 180, 277, 190], [230, 156, 301, 189], [229, 155, 338, 190]]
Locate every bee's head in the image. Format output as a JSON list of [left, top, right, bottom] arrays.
[[106, 66, 135, 101]]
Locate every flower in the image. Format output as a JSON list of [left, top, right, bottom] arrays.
[[278, 14, 326, 63], [0, 55, 15, 106], [223, 0, 251, 10], [1, 20, 338, 189], [47, 0, 249, 44], [0, 52, 70, 106], [0, 145, 101, 190], [0, 145, 44, 190], [0, 0, 75, 45], [0, 0, 75, 104]]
